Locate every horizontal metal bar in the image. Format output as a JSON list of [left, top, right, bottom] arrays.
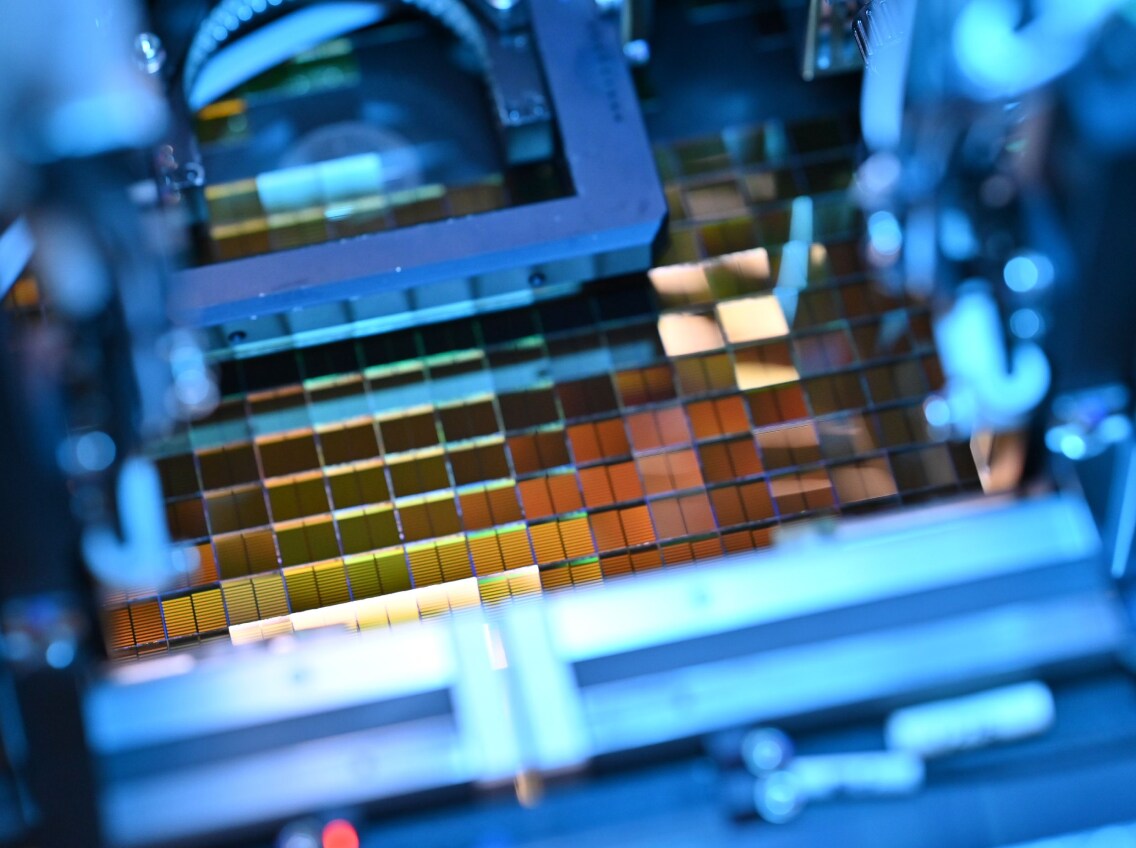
[[546, 494, 1101, 663], [88, 620, 456, 754], [571, 552, 1102, 688], [101, 688, 453, 783], [103, 716, 466, 847], [90, 494, 1121, 846], [581, 590, 1127, 754]]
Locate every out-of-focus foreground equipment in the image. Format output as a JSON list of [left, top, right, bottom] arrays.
[[2, 0, 1136, 846]]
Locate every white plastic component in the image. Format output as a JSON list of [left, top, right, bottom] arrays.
[[886, 681, 1055, 758], [256, 152, 384, 213], [189, 2, 387, 111], [773, 196, 814, 324], [952, 0, 1124, 101], [933, 286, 1051, 433], [28, 211, 111, 318], [82, 457, 183, 590], [2, 0, 167, 157], [859, 0, 918, 151]]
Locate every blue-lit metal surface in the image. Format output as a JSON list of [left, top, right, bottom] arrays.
[[545, 493, 1099, 662], [2, 1, 1136, 845], [88, 493, 1124, 846]]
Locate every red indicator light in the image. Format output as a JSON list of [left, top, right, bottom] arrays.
[[322, 819, 359, 848]]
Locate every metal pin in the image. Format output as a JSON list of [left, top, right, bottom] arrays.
[[741, 727, 794, 775]]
